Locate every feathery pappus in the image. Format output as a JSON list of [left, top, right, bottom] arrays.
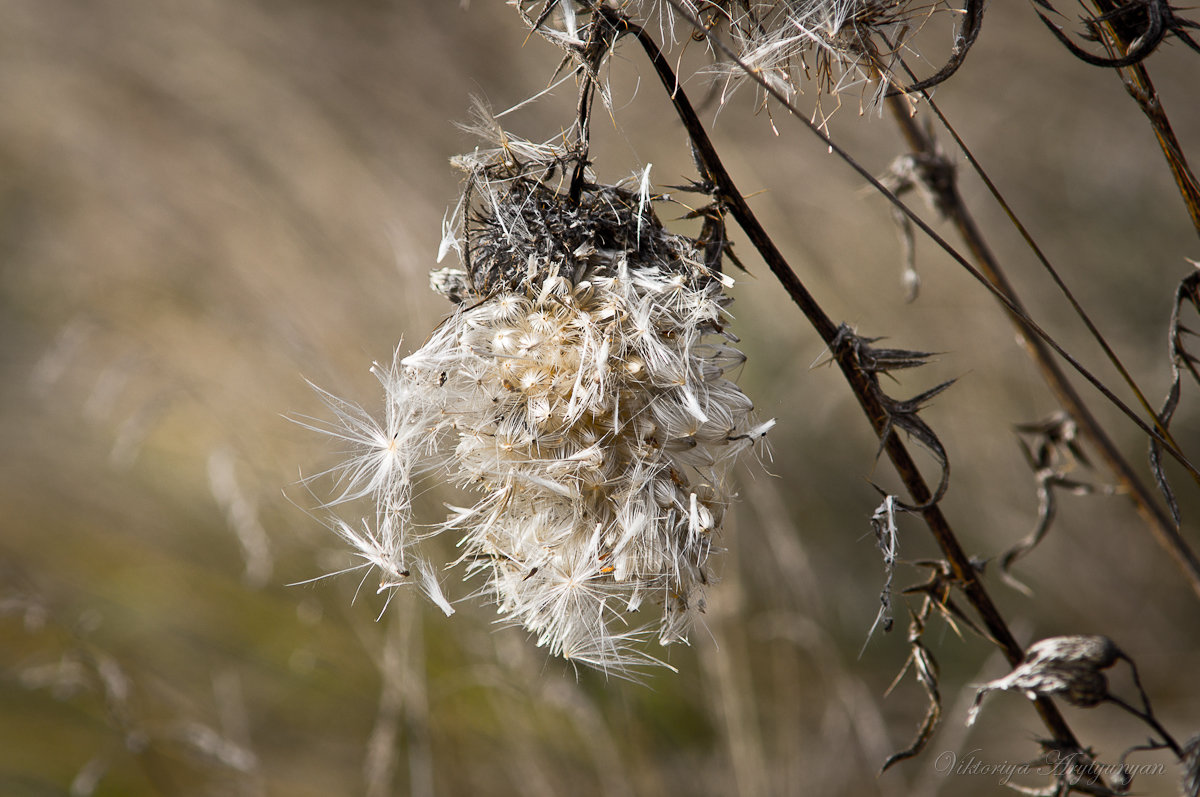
[[306, 120, 773, 672]]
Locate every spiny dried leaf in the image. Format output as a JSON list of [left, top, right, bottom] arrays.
[[878, 628, 940, 772], [882, 637, 942, 772], [881, 559, 969, 773], [891, 202, 920, 302], [886, 0, 987, 95], [877, 378, 955, 504], [903, 588, 990, 644], [1001, 415, 1107, 593], [997, 470, 1084, 595], [899, 559, 995, 644], [826, 327, 953, 509], [840, 330, 940, 373], [1151, 375, 1183, 525], [683, 201, 746, 274], [1015, 412, 1091, 469], [867, 347, 943, 373], [880, 146, 956, 302], [880, 148, 957, 220]]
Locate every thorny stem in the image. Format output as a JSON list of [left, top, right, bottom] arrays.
[[608, 9, 1085, 757], [884, 95, 1200, 601], [1086, 0, 1200, 237]]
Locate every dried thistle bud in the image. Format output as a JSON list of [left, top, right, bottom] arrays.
[[306, 122, 772, 672], [967, 635, 1121, 725]]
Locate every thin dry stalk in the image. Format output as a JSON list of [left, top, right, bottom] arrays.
[[1080, 0, 1200, 236]]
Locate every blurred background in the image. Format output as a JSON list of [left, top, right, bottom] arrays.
[[2, 1, 1199, 795]]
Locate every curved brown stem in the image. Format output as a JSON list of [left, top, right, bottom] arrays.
[[885, 0, 986, 96]]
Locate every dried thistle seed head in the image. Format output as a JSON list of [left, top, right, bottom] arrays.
[[720, 0, 967, 106], [308, 129, 773, 672], [524, 1, 966, 107], [967, 635, 1122, 725]]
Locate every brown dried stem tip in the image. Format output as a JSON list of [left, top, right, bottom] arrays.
[[1035, 0, 1200, 237]]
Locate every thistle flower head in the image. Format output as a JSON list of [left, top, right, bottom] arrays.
[[309, 117, 772, 672]]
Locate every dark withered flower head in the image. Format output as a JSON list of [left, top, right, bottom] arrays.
[[308, 110, 773, 672], [967, 635, 1121, 725]]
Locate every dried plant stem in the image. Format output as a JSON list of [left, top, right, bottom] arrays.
[[650, 1, 1200, 490], [884, 95, 1200, 601], [615, 12, 1084, 754], [1086, 0, 1200, 237], [893, 81, 1193, 454], [1120, 63, 1200, 237]]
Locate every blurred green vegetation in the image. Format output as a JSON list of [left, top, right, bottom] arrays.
[[2, 1, 1199, 795]]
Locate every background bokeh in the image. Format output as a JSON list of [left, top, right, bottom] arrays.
[[2, 2, 1199, 795]]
